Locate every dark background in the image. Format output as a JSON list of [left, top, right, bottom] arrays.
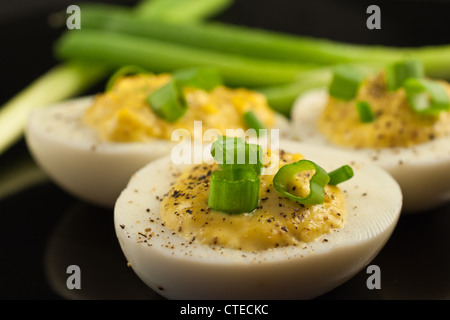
[[0, 0, 449, 300]]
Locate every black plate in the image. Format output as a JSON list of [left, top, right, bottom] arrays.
[[0, 0, 449, 301]]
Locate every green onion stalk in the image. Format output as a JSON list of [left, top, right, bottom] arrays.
[[134, 0, 234, 22], [73, 3, 450, 115], [77, 3, 450, 79]]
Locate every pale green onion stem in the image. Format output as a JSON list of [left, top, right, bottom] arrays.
[[0, 63, 106, 156]]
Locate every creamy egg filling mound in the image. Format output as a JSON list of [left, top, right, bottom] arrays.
[[83, 73, 276, 142], [318, 72, 450, 148], [160, 150, 346, 252]]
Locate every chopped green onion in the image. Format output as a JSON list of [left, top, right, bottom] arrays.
[[211, 136, 246, 165], [208, 136, 263, 214], [147, 80, 187, 122], [403, 78, 450, 115], [208, 168, 260, 214], [386, 59, 424, 91], [328, 165, 354, 186], [210, 136, 263, 175], [173, 67, 222, 91], [356, 100, 376, 123], [328, 65, 366, 101], [243, 111, 266, 136], [244, 143, 263, 175], [105, 65, 148, 91], [273, 160, 330, 205]]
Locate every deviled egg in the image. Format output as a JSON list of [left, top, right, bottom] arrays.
[[114, 139, 402, 300], [291, 61, 450, 213], [25, 69, 288, 208]]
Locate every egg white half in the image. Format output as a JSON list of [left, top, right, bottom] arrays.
[[291, 89, 450, 213], [25, 97, 290, 208], [114, 140, 402, 300]]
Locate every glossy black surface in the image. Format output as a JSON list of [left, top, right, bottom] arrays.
[[0, 0, 449, 300]]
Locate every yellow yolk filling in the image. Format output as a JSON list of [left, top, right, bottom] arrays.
[[160, 150, 346, 252], [83, 74, 276, 142], [318, 72, 450, 148]]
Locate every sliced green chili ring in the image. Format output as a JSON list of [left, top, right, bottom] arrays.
[[386, 59, 424, 91], [105, 65, 148, 91], [208, 168, 260, 214], [173, 67, 222, 91], [328, 65, 366, 101], [147, 80, 187, 122], [273, 160, 330, 205], [356, 100, 376, 123], [243, 110, 266, 136], [210, 136, 263, 175], [403, 78, 450, 116], [328, 165, 354, 185]]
